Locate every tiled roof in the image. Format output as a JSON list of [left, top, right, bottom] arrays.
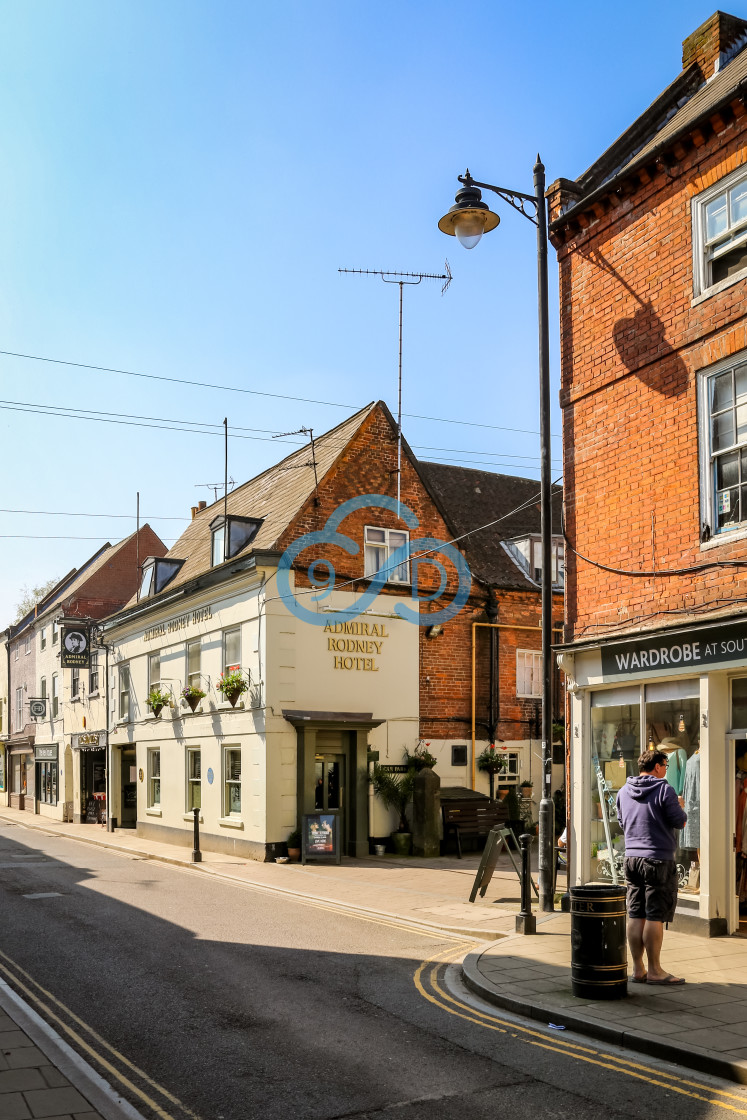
[[555, 38, 747, 220], [131, 403, 377, 599], [417, 462, 563, 591]]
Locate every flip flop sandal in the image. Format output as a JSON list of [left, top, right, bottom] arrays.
[[628, 975, 648, 983], [647, 975, 686, 985]]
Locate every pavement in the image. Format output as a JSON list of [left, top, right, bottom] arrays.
[[1, 805, 747, 1095]]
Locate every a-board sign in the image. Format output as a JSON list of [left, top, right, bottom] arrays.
[[468, 826, 537, 903], [85, 798, 100, 823], [301, 812, 341, 864]]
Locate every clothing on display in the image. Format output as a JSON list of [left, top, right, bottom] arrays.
[[662, 745, 688, 798], [681, 751, 700, 850]]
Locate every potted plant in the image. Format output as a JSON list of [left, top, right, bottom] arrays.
[[520, 779, 533, 797], [552, 720, 565, 744], [477, 744, 507, 802], [147, 687, 170, 719], [216, 669, 248, 708], [404, 741, 437, 771], [369, 762, 416, 856], [181, 684, 207, 713], [287, 828, 302, 862]]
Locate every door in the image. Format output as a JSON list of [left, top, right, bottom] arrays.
[[121, 749, 137, 828], [736, 739, 747, 937], [314, 751, 345, 850]]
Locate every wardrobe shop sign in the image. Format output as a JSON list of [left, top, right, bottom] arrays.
[[601, 619, 747, 679]]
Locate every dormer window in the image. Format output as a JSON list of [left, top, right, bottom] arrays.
[[504, 535, 565, 588], [210, 515, 263, 567], [139, 557, 185, 599]]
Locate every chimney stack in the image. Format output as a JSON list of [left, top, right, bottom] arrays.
[[682, 11, 747, 80], [191, 506, 198, 520], [198, 500, 207, 511]]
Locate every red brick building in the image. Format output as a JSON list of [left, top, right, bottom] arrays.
[[550, 12, 747, 933]]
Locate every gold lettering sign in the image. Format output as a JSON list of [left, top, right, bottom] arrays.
[[144, 606, 212, 642], [323, 620, 388, 671]]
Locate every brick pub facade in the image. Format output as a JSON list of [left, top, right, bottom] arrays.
[[551, 12, 747, 933]]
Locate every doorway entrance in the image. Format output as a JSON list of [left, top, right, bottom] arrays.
[[120, 748, 137, 828], [80, 748, 106, 823], [736, 739, 747, 937]]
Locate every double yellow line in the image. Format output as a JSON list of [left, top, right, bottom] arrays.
[[0, 947, 200, 1120], [415, 944, 747, 1114]]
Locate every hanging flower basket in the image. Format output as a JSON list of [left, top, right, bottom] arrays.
[[476, 745, 507, 775], [216, 670, 249, 708], [147, 687, 170, 719], [181, 685, 206, 713]]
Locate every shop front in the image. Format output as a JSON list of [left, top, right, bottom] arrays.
[[72, 732, 107, 824], [34, 744, 59, 813], [562, 615, 747, 937], [8, 741, 34, 812], [0, 745, 5, 806]]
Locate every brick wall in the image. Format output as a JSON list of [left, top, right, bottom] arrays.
[[64, 525, 167, 620], [553, 112, 747, 640]]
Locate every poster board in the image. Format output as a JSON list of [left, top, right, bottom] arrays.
[[302, 813, 341, 864]]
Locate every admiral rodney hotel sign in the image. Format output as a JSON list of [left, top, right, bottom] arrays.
[[601, 618, 747, 679]]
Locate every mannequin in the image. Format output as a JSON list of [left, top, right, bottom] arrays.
[[681, 750, 700, 887], [660, 737, 688, 801]]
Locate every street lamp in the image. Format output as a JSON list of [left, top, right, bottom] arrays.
[[438, 158, 555, 912]]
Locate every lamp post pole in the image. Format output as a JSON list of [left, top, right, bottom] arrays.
[[438, 157, 555, 910]]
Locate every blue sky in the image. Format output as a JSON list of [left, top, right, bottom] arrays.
[[0, 0, 725, 624]]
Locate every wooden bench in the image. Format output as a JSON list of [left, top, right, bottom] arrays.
[[442, 800, 509, 858]]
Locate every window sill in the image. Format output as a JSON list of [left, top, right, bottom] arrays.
[[700, 523, 747, 550], [146, 808, 162, 817], [692, 268, 747, 306], [218, 816, 243, 829], [183, 813, 203, 822]]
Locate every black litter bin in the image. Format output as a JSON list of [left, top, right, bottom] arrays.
[[570, 883, 628, 1000]]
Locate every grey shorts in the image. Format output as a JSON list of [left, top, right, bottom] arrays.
[[624, 857, 678, 923]]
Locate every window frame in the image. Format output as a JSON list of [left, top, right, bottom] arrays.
[[186, 747, 201, 812], [51, 674, 59, 718], [24, 632, 31, 655], [223, 745, 242, 817], [222, 627, 241, 673], [118, 664, 131, 722], [363, 525, 411, 584], [89, 651, 99, 694], [698, 350, 747, 541], [516, 649, 542, 699], [40, 676, 47, 701], [40, 626, 47, 651], [15, 687, 23, 730], [147, 748, 161, 809], [187, 639, 201, 690], [148, 652, 161, 692], [52, 620, 59, 645], [692, 164, 747, 300], [71, 666, 80, 699]]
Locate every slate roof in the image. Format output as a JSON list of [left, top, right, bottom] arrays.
[[129, 403, 378, 600], [418, 462, 563, 592]]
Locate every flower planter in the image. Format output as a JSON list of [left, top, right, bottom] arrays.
[[185, 694, 201, 713], [225, 690, 244, 708], [150, 704, 163, 719], [287, 847, 301, 862], [391, 831, 412, 856]]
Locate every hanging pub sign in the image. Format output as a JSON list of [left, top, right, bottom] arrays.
[[61, 626, 90, 668], [29, 698, 47, 719], [301, 812, 341, 864]]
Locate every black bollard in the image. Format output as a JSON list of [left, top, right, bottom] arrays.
[[191, 805, 202, 863], [515, 833, 536, 934]]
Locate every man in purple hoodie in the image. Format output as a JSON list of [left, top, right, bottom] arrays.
[[616, 749, 688, 985]]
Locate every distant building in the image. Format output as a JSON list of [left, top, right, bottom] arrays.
[[549, 11, 747, 934], [103, 401, 563, 859], [1, 526, 166, 822]]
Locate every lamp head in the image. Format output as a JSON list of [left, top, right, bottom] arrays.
[[438, 170, 499, 249]]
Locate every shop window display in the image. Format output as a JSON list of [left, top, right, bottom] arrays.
[[590, 680, 701, 894]]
